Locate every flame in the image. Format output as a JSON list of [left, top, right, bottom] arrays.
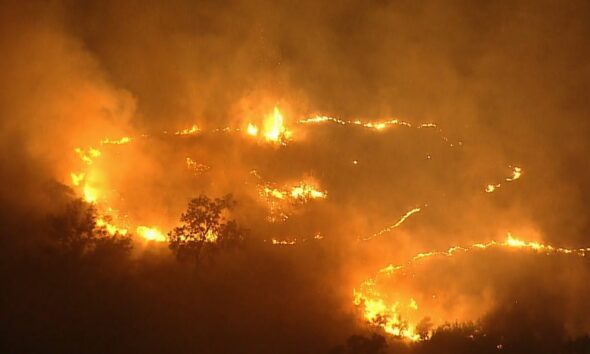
[[271, 238, 297, 245], [485, 166, 523, 192], [354, 233, 590, 341], [264, 107, 285, 142], [101, 136, 132, 145], [259, 182, 327, 209], [175, 124, 200, 136], [70, 172, 85, 186], [246, 123, 258, 136], [300, 115, 414, 131], [96, 217, 128, 235], [485, 184, 500, 193], [264, 187, 287, 200], [75, 147, 101, 165], [253, 174, 327, 223], [506, 166, 522, 181], [244, 107, 292, 144], [353, 293, 420, 341], [205, 229, 218, 242], [185, 157, 211, 174], [289, 183, 327, 200], [136, 226, 167, 242], [83, 184, 98, 203], [270, 233, 324, 245], [362, 207, 422, 241]]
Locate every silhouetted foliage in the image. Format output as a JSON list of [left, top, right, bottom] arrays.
[[168, 194, 244, 262], [331, 334, 388, 354], [49, 199, 132, 257], [566, 335, 590, 354]]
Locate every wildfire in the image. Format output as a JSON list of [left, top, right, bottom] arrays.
[[246, 107, 292, 144], [264, 107, 289, 142], [70, 172, 85, 186], [270, 233, 324, 246], [261, 183, 326, 202], [255, 179, 326, 223], [271, 238, 297, 245], [353, 233, 590, 341], [101, 136, 132, 145], [485, 184, 500, 193], [75, 147, 101, 165], [289, 183, 327, 201], [506, 166, 522, 181], [362, 207, 422, 241], [175, 124, 200, 136], [185, 157, 211, 174], [246, 123, 258, 136], [485, 166, 523, 193], [136, 226, 167, 242], [353, 293, 421, 341], [97, 217, 128, 235], [83, 184, 98, 203], [299, 115, 415, 131]]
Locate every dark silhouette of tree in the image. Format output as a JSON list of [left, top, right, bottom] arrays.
[[566, 335, 590, 354], [49, 199, 131, 257], [330, 334, 388, 354], [168, 194, 244, 262]]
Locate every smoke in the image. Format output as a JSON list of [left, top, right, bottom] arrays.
[[1, 0, 590, 352]]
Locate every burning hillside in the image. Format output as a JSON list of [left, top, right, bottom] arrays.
[[2, 1, 590, 354]]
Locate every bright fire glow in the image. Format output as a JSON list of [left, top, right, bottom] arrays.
[[289, 183, 327, 200], [83, 184, 98, 203], [260, 182, 327, 204], [506, 166, 522, 181], [246, 107, 292, 144], [485, 184, 500, 193], [101, 136, 132, 145], [70, 172, 85, 186], [485, 166, 523, 193], [136, 226, 167, 242], [75, 147, 101, 165], [246, 123, 258, 136], [362, 207, 422, 241], [175, 124, 200, 136], [263, 107, 289, 143], [97, 218, 128, 235], [354, 233, 590, 341], [300, 115, 414, 131]]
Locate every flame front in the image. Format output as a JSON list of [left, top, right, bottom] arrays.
[[136, 226, 167, 242], [63, 107, 572, 345], [175, 124, 200, 136], [353, 233, 590, 341]]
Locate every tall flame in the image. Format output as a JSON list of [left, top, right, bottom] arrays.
[[264, 107, 285, 142]]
